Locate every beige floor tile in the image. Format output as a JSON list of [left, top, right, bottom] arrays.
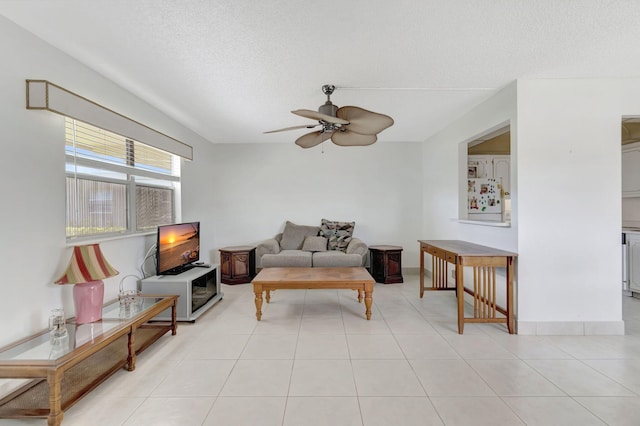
[[299, 316, 345, 334], [409, 359, 495, 397], [352, 359, 426, 396], [346, 334, 405, 359], [185, 333, 250, 359], [468, 359, 566, 396], [430, 396, 525, 426], [488, 335, 574, 359], [343, 316, 391, 334], [289, 359, 357, 396], [546, 335, 630, 359], [395, 333, 460, 359], [151, 359, 236, 396], [123, 397, 215, 426], [62, 395, 145, 426], [202, 396, 286, 426], [443, 334, 518, 359], [583, 359, 640, 394], [503, 396, 607, 426], [526, 359, 636, 396], [575, 396, 640, 426], [359, 396, 444, 426], [283, 397, 362, 426], [295, 333, 349, 359], [239, 334, 297, 359], [220, 359, 293, 396]]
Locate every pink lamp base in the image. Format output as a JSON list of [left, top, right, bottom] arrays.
[[73, 280, 104, 324]]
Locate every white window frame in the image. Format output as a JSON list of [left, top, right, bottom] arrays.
[[65, 119, 181, 241]]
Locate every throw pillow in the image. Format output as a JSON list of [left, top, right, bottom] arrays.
[[279, 221, 320, 250], [302, 236, 328, 252], [319, 218, 355, 252]]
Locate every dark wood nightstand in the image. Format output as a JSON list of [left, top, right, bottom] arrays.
[[369, 245, 403, 284], [219, 246, 256, 284]]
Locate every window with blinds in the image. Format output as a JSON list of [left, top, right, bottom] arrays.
[[65, 118, 178, 239]]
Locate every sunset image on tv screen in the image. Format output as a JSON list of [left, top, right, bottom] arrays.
[[158, 223, 199, 273], [159, 223, 197, 247]]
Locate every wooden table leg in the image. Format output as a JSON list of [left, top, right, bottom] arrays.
[[171, 300, 178, 336], [254, 286, 263, 321], [265, 289, 271, 303], [456, 261, 464, 334], [507, 256, 515, 334], [127, 329, 136, 371], [357, 289, 363, 303], [364, 283, 373, 320], [419, 245, 425, 298], [47, 370, 63, 426]]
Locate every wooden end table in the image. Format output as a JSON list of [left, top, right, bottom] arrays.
[[369, 245, 403, 284], [220, 245, 256, 284]]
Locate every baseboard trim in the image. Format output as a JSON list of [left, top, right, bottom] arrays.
[[517, 321, 625, 335]]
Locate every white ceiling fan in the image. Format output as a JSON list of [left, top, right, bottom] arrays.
[[265, 84, 394, 148]]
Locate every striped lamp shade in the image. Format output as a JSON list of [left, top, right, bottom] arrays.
[[55, 244, 119, 284]]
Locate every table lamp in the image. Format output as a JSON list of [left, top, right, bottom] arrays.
[[55, 244, 119, 324]]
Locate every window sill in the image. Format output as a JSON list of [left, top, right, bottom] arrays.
[[457, 219, 511, 227]]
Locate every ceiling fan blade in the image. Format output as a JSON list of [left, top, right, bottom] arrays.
[[264, 124, 319, 134], [291, 109, 349, 125], [295, 131, 332, 149], [336, 106, 394, 135], [331, 131, 377, 146]]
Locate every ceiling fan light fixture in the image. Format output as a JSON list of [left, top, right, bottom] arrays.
[[319, 101, 338, 117]]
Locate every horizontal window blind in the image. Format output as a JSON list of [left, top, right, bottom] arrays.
[[65, 118, 177, 239], [65, 119, 175, 176]]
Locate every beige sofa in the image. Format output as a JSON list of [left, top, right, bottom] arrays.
[[256, 220, 368, 268]]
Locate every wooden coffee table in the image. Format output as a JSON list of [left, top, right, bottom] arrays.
[[252, 267, 375, 320]]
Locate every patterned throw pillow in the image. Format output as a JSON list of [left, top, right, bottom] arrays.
[[319, 218, 355, 252]]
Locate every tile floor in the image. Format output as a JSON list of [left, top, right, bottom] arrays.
[[8, 272, 640, 425]]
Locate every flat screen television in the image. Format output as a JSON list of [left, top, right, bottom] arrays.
[[156, 222, 200, 275]]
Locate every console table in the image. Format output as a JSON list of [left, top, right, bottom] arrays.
[[0, 295, 177, 425], [419, 240, 517, 334]]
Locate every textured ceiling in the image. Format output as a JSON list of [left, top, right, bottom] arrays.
[[2, 0, 640, 145]]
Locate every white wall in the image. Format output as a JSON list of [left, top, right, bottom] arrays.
[[0, 17, 215, 346], [422, 83, 518, 248], [515, 78, 640, 334], [203, 141, 424, 266]]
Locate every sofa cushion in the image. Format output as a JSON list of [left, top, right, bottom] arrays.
[[302, 236, 328, 252], [280, 221, 320, 250], [312, 251, 363, 267], [319, 218, 355, 252], [261, 250, 312, 267]]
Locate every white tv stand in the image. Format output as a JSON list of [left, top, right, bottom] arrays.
[[141, 264, 223, 321]]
